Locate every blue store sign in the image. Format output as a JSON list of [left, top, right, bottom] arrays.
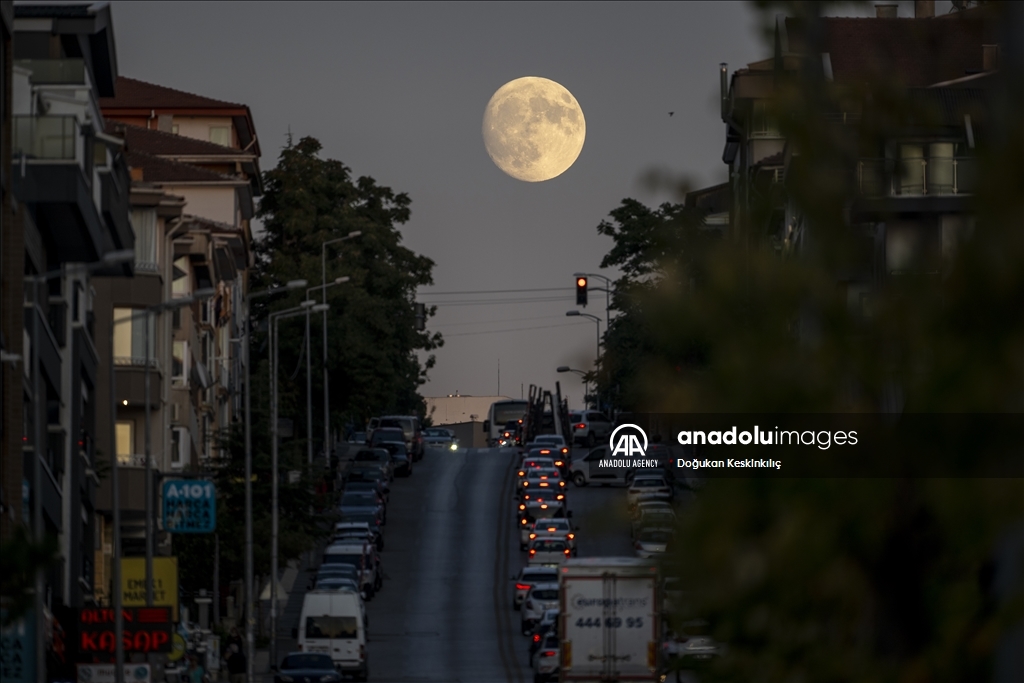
[[0, 609, 35, 683], [162, 479, 216, 533]]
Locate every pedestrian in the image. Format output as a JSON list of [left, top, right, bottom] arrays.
[[186, 654, 205, 683], [225, 643, 246, 683], [225, 626, 243, 653]]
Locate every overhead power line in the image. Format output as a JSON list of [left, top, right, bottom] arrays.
[[419, 287, 571, 296], [442, 321, 592, 338]]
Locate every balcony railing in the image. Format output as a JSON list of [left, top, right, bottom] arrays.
[[12, 115, 79, 161], [118, 453, 147, 468], [856, 157, 976, 197], [14, 58, 87, 85], [114, 356, 161, 371]]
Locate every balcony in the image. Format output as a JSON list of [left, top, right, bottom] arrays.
[[114, 359, 163, 408], [14, 58, 87, 85], [12, 115, 111, 265], [856, 157, 977, 197]]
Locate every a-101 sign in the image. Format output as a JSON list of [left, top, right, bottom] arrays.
[[78, 607, 172, 654], [162, 479, 216, 533]]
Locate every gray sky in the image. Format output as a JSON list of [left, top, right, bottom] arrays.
[[110, 1, 932, 407]]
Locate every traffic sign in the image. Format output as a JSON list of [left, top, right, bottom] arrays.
[[162, 479, 216, 533]]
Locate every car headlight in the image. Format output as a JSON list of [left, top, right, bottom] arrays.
[[449, 442, 458, 451]]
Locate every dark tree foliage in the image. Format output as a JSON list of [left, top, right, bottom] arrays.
[[253, 136, 441, 432]]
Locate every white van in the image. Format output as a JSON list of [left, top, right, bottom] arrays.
[[297, 589, 368, 680]]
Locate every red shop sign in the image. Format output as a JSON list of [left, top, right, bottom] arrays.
[[78, 607, 172, 654]]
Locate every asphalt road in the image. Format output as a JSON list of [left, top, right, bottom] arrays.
[[270, 445, 636, 682]]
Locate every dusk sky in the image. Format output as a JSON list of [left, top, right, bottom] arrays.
[[110, 1, 930, 407]]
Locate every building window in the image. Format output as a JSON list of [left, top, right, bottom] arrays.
[[131, 209, 158, 271], [113, 309, 154, 365], [751, 101, 779, 138], [171, 427, 189, 469], [116, 420, 134, 464], [172, 341, 189, 383], [172, 256, 191, 297], [209, 126, 231, 147]]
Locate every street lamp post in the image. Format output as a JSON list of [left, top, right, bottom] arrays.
[[320, 232, 360, 472], [241, 279, 306, 682], [565, 311, 602, 409], [268, 301, 329, 669], [306, 278, 349, 472], [556, 366, 589, 408], [25, 249, 133, 683]]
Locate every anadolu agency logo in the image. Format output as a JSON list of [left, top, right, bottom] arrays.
[[601, 424, 660, 469], [610, 423, 647, 457]]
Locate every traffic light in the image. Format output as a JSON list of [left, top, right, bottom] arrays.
[[575, 276, 588, 306], [414, 302, 426, 331]]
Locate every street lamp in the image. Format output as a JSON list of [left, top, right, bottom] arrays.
[[268, 300, 329, 669], [306, 277, 349, 471], [241, 279, 305, 683], [320, 231, 361, 473], [25, 248, 133, 683], [565, 310, 601, 359], [556, 366, 589, 409]]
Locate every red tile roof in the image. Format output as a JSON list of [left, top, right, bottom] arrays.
[[100, 76, 244, 110], [125, 151, 241, 184], [108, 122, 247, 157], [786, 16, 992, 87]]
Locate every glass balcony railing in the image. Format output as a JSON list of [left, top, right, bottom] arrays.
[[14, 58, 87, 85], [12, 115, 79, 160], [856, 157, 976, 197]]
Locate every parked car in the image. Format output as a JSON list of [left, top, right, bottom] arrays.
[[295, 591, 368, 680], [370, 415, 424, 461], [351, 448, 393, 482], [274, 652, 342, 683], [568, 410, 613, 447], [378, 440, 412, 477]]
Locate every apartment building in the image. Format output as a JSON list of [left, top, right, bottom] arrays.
[[6, 4, 134, 678], [719, 1, 996, 306]]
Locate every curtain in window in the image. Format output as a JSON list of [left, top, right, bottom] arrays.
[[131, 209, 158, 270]]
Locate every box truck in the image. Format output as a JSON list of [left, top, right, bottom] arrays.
[[559, 557, 660, 682]]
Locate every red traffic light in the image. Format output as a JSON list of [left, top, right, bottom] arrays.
[[575, 277, 588, 306]]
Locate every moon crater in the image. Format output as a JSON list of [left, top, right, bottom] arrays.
[[483, 77, 586, 182]]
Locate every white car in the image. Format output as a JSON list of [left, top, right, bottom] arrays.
[[568, 446, 629, 487], [528, 518, 576, 554], [518, 457, 556, 484], [634, 526, 674, 558], [520, 582, 560, 634], [626, 476, 673, 507], [323, 541, 382, 597], [512, 566, 559, 611], [528, 537, 571, 566], [568, 410, 613, 447], [631, 507, 676, 540], [518, 495, 567, 525], [532, 630, 560, 682]]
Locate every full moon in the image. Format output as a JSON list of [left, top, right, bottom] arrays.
[[482, 76, 586, 182]]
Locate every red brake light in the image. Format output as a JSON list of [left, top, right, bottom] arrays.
[[542, 650, 557, 657], [518, 471, 525, 476], [519, 504, 526, 510], [529, 533, 537, 539], [568, 533, 574, 539], [533, 634, 541, 643], [529, 549, 536, 555], [576, 423, 586, 430], [556, 494, 564, 500], [515, 583, 531, 591], [547, 527, 557, 532], [540, 449, 551, 454], [554, 461, 563, 466], [564, 549, 570, 555], [559, 481, 565, 487], [523, 482, 529, 487], [561, 447, 569, 454]]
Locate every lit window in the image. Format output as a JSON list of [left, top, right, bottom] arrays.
[[209, 126, 231, 147], [116, 421, 134, 463]]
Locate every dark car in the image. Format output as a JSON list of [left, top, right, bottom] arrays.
[[274, 653, 340, 683], [345, 467, 391, 497], [352, 448, 393, 481], [369, 427, 406, 449], [379, 440, 412, 477], [339, 491, 386, 525], [373, 416, 424, 461], [342, 483, 386, 512], [344, 478, 389, 503]]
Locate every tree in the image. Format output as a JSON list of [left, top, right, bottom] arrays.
[[254, 137, 441, 440], [595, 3, 1023, 681]]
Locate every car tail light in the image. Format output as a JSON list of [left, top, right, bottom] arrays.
[[561, 447, 569, 454], [542, 650, 557, 657], [556, 495, 564, 500], [529, 533, 537, 539], [521, 517, 528, 524], [554, 461, 564, 466], [529, 549, 536, 555], [533, 633, 541, 643], [523, 482, 529, 487], [515, 583, 531, 591], [546, 527, 557, 532], [540, 449, 551, 454], [519, 504, 526, 511], [540, 504, 548, 509], [564, 549, 570, 555], [559, 481, 565, 487], [518, 471, 525, 476], [567, 533, 574, 539], [576, 423, 586, 429]]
